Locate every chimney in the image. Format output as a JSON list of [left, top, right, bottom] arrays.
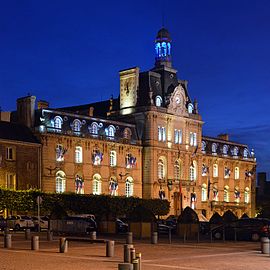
[[37, 100, 49, 109], [17, 95, 36, 128], [217, 134, 229, 141], [89, 107, 94, 117]]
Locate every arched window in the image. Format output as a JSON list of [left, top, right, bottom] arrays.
[[223, 145, 228, 155], [158, 158, 165, 179], [90, 122, 99, 135], [75, 146, 83, 163], [233, 146, 239, 156], [243, 148, 249, 159], [123, 128, 132, 140], [213, 185, 219, 201], [174, 160, 181, 180], [125, 177, 134, 197], [201, 141, 206, 152], [53, 116, 63, 131], [56, 171, 66, 193], [108, 125, 116, 138], [224, 186, 229, 202], [56, 144, 66, 162], [213, 164, 218, 178], [224, 167, 231, 178], [155, 96, 162, 107], [72, 119, 81, 132], [75, 174, 84, 194], [189, 161, 197, 181], [212, 143, 217, 154], [93, 174, 102, 195], [110, 151, 117, 167], [244, 187, 250, 203], [188, 103, 194, 114], [234, 186, 240, 202], [109, 177, 118, 196], [235, 167, 240, 180], [201, 183, 207, 202]]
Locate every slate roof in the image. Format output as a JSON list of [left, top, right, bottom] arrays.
[[0, 121, 40, 144]]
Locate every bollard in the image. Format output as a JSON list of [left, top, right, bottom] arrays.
[[59, 237, 68, 253], [47, 230, 53, 241], [4, 234, 12, 248], [90, 231, 96, 240], [261, 237, 270, 254], [132, 259, 139, 270], [136, 253, 141, 270], [4, 227, 9, 235], [126, 232, 133, 244], [124, 244, 133, 263], [168, 228, 172, 244], [31, 236, 39, 251], [130, 248, 136, 262], [118, 263, 134, 270], [25, 228, 31, 240], [151, 232, 158, 244], [106, 240, 115, 257]]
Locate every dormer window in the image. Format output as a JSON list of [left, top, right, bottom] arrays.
[[108, 125, 116, 138], [123, 128, 132, 140], [188, 103, 194, 114], [212, 143, 217, 154], [233, 146, 239, 156], [243, 148, 248, 159], [90, 122, 99, 135], [201, 141, 206, 152], [155, 96, 162, 107], [53, 116, 63, 131], [223, 145, 228, 155], [72, 119, 81, 133]]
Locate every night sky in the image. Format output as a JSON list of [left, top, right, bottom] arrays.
[[0, 0, 269, 174]]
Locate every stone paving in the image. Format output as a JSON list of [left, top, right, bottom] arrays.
[[0, 232, 269, 270]]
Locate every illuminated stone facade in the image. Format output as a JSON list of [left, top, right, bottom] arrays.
[[5, 28, 256, 219]]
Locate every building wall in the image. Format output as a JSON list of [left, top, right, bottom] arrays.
[[39, 133, 142, 197]]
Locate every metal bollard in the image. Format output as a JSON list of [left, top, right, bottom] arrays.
[[124, 244, 133, 263], [126, 232, 133, 244], [47, 230, 53, 241], [151, 232, 158, 244], [132, 259, 139, 270], [31, 236, 39, 251], [4, 234, 12, 248], [90, 231, 96, 240], [136, 253, 141, 270], [130, 248, 136, 262], [106, 240, 115, 257], [168, 228, 172, 244], [59, 237, 68, 253], [261, 237, 270, 254], [25, 228, 31, 240], [118, 263, 134, 270]]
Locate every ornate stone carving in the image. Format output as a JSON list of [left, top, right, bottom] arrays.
[[167, 85, 188, 116]]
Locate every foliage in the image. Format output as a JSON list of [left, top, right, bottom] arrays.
[[177, 206, 199, 223], [0, 189, 170, 218]]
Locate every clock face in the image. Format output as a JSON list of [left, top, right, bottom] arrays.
[[175, 96, 181, 105]]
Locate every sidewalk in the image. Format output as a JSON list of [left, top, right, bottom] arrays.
[[0, 232, 269, 270]]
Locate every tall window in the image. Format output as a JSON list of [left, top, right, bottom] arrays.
[[244, 187, 250, 203], [235, 167, 240, 180], [234, 187, 240, 202], [155, 96, 162, 107], [174, 160, 181, 180], [158, 158, 165, 179], [189, 162, 197, 181], [93, 174, 102, 195], [56, 171, 66, 193], [213, 164, 218, 178], [174, 129, 182, 144], [201, 183, 207, 202], [6, 147, 15, 160], [224, 186, 229, 202], [6, 173, 16, 190], [110, 151, 117, 167], [125, 177, 134, 197], [158, 126, 166, 142], [54, 116, 63, 131], [56, 144, 66, 162], [190, 132, 197, 146], [75, 146, 83, 163]]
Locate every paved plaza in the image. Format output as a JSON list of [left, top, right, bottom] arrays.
[[0, 232, 269, 270]]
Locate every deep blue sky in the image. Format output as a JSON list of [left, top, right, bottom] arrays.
[[0, 0, 269, 173]]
